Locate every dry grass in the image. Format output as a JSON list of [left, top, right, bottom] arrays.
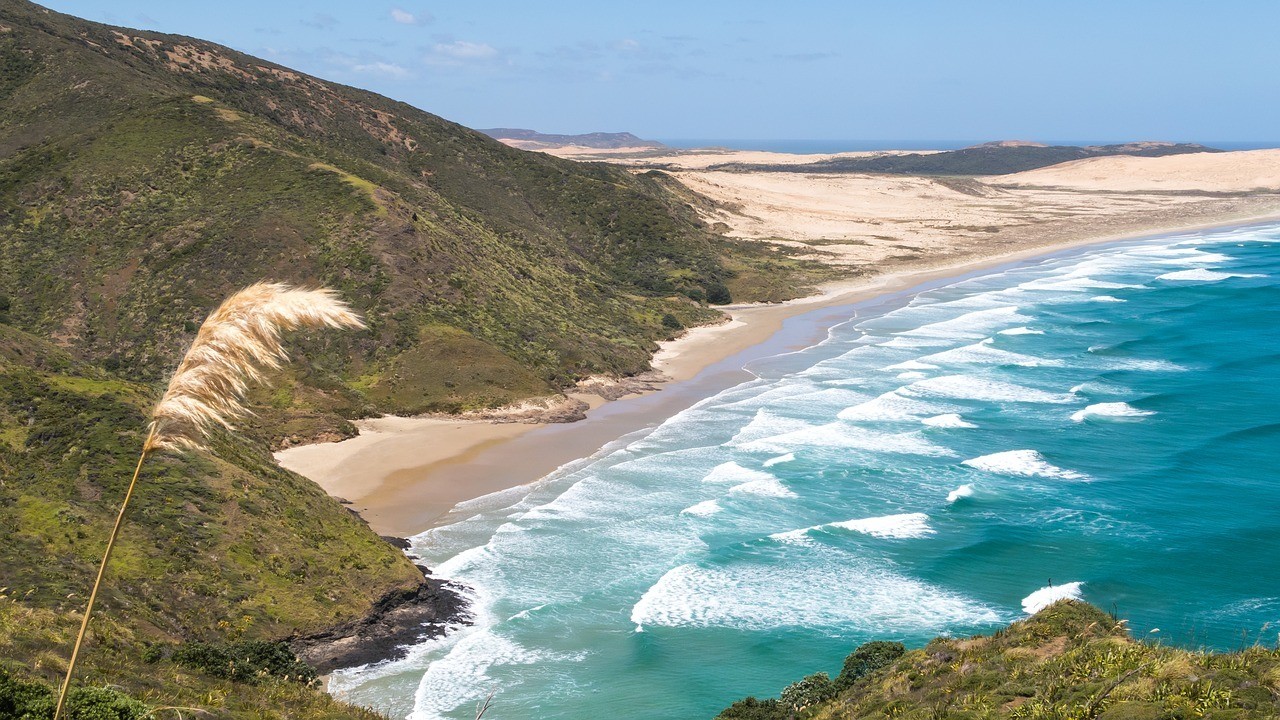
[[148, 283, 364, 452]]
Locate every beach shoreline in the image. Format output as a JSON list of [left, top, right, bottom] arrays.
[[276, 208, 1280, 538]]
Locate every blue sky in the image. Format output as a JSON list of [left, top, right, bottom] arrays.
[[40, 1, 1280, 143]]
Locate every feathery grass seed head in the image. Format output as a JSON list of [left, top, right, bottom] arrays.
[[147, 282, 364, 452]]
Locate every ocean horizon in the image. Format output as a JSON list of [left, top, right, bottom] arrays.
[[332, 222, 1280, 719]]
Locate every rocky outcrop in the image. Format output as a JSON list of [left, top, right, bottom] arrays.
[[290, 568, 470, 673]]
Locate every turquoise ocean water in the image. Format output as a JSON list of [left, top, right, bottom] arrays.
[[332, 223, 1280, 719]]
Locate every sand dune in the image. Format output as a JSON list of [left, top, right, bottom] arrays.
[[539, 146, 933, 170], [993, 148, 1280, 192], [659, 149, 1280, 269]]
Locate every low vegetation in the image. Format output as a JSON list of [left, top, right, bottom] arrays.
[[716, 601, 1280, 720], [711, 143, 1218, 176]]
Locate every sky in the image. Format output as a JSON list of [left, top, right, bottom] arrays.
[[38, 1, 1280, 143]]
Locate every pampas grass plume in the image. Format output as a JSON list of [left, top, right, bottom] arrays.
[[54, 281, 363, 720], [148, 282, 364, 451]]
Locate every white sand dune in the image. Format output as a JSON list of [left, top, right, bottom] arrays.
[[994, 149, 1280, 193]]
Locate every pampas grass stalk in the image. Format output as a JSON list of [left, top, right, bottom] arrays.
[[53, 282, 364, 720]]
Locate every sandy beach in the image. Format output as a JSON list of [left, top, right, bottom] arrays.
[[277, 147, 1280, 539]]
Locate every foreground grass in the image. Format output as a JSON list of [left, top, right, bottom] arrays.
[[0, 324, 416, 717], [718, 601, 1280, 720]]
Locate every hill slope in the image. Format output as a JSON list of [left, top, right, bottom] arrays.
[[0, 321, 433, 717], [0, 1, 823, 441], [479, 127, 665, 149]]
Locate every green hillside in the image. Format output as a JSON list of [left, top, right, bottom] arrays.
[[717, 601, 1280, 720], [0, 321, 429, 717], [0, 0, 828, 443]]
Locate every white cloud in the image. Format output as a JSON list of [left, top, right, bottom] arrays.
[[353, 61, 410, 78], [390, 8, 417, 25], [431, 40, 498, 60], [616, 38, 640, 52]]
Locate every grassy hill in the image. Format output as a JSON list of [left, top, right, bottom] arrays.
[[0, 321, 429, 717], [716, 601, 1280, 720], [478, 128, 665, 149], [0, 0, 828, 444]]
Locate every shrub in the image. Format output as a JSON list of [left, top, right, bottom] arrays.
[[705, 281, 732, 305], [171, 640, 318, 685], [0, 668, 150, 720], [781, 671, 836, 711], [715, 696, 788, 720], [836, 640, 906, 689], [661, 313, 683, 331]]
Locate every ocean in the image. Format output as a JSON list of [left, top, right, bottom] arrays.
[[331, 223, 1280, 719]]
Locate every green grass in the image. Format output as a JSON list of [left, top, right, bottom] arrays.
[[717, 601, 1280, 720], [362, 324, 554, 414], [0, 325, 419, 718]]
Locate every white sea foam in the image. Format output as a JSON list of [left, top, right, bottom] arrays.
[[886, 359, 940, 371], [1022, 582, 1085, 614], [998, 326, 1044, 336], [896, 371, 926, 380], [740, 423, 954, 456], [1101, 358, 1187, 372], [922, 413, 977, 429], [729, 476, 798, 498], [1070, 402, 1155, 422], [703, 461, 776, 484], [1157, 268, 1264, 282], [877, 335, 950, 348], [920, 341, 1062, 367], [771, 513, 934, 543], [904, 375, 1075, 404], [831, 512, 934, 538], [1023, 276, 1141, 292], [762, 452, 795, 467], [946, 484, 974, 503], [895, 305, 1029, 340], [962, 450, 1088, 480], [680, 499, 723, 517], [768, 527, 814, 545], [725, 409, 814, 447], [1069, 380, 1132, 396], [408, 628, 572, 719], [1090, 295, 1126, 303], [837, 392, 949, 422], [630, 559, 1001, 631], [1154, 250, 1233, 265]]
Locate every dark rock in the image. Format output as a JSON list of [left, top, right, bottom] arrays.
[[289, 570, 470, 673], [381, 535, 411, 550]]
